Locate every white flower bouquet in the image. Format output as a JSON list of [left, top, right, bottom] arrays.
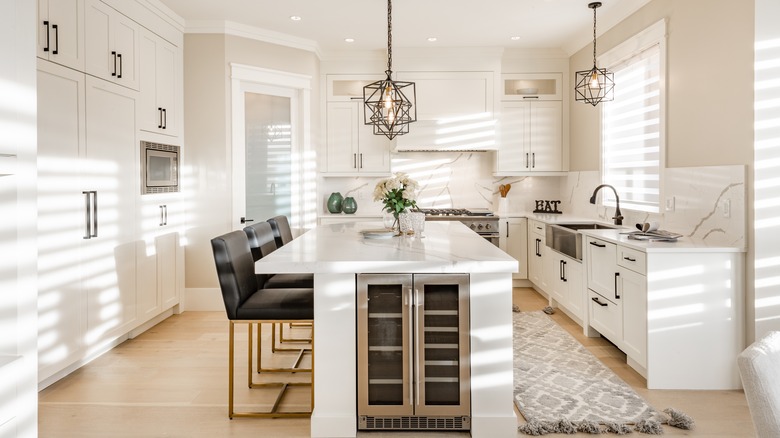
[[373, 172, 419, 216]]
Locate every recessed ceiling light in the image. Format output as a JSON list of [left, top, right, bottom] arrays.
[[427, 37, 438, 42], [290, 15, 302, 21], [511, 36, 521, 41], [345, 38, 355, 43]]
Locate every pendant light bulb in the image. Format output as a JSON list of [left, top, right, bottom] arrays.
[[383, 86, 394, 109], [589, 72, 600, 89]]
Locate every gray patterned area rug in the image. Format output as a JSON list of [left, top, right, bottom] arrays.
[[513, 310, 694, 435]]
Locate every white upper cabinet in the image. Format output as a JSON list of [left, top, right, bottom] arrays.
[[395, 71, 494, 121], [496, 100, 562, 173], [139, 28, 179, 136], [85, 0, 140, 90], [326, 100, 391, 175], [37, 0, 86, 70], [496, 73, 566, 174]]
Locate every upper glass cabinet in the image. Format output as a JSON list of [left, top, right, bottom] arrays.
[[502, 73, 562, 101]]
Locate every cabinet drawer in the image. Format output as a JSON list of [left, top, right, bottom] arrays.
[[529, 220, 545, 236], [588, 290, 622, 345], [617, 246, 646, 275]]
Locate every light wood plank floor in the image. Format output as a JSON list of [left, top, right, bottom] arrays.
[[39, 287, 755, 437]]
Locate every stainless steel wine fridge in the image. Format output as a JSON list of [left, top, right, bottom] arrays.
[[357, 274, 470, 431]]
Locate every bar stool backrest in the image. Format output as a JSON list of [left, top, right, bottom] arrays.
[[267, 215, 293, 248], [210, 230, 260, 320]]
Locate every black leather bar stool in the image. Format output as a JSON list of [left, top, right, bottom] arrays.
[[211, 230, 313, 418], [243, 222, 313, 367], [266, 216, 315, 346]]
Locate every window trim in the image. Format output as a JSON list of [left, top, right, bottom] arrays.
[[598, 19, 667, 213]]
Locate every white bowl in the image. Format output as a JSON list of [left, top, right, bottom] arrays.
[[516, 88, 539, 95]]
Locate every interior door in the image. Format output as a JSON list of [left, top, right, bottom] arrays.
[[233, 84, 297, 229]]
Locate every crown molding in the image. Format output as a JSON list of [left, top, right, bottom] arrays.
[[185, 20, 323, 58], [136, 0, 186, 31]]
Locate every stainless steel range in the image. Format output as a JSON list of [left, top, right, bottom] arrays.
[[416, 208, 499, 246]]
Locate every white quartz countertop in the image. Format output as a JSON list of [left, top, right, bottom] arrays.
[[255, 221, 519, 274], [497, 211, 744, 253]]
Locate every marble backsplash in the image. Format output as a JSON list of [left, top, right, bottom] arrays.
[[318, 151, 561, 215], [561, 166, 746, 248], [319, 155, 746, 248]]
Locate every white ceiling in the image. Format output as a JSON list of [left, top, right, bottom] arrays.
[[156, 0, 651, 56]]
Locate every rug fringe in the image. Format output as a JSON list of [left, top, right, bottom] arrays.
[[518, 416, 688, 435], [662, 407, 695, 430]]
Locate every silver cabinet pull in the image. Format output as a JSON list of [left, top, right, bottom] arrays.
[[407, 288, 414, 408], [83, 191, 98, 238], [414, 288, 421, 407]]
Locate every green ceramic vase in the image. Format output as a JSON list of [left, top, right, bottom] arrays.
[[342, 197, 358, 214], [327, 192, 343, 213]]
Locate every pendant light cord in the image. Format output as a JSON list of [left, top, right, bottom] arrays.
[[386, 0, 393, 75], [592, 5, 598, 67]]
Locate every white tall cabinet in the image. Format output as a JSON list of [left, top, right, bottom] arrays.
[[36, 0, 184, 387], [36, 60, 88, 381], [83, 77, 139, 342]]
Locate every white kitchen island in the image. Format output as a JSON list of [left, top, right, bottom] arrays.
[[255, 220, 518, 438]]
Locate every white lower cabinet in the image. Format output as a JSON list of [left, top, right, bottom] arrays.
[[587, 290, 622, 342], [499, 218, 528, 279], [136, 194, 182, 324], [618, 266, 646, 368], [527, 220, 549, 292], [549, 253, 584, 322], [584, 235, 744, 389]]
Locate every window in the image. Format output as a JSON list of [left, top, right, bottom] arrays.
[[600, 20, 666, 213]]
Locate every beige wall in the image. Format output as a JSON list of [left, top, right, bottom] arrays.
[[182, 34, 320, 290], [569, 0, 754, 171]]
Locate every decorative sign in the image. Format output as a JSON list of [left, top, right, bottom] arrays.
[[533, 200, 562, 214]]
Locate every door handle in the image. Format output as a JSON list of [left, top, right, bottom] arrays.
[[162, 108, 167, 129], [160, 205, 165, 226], [414, 288, 421, 407], [43, 21, 50, 52], [407, 287, 414, 408], [506, 221, 509, 238], [359, 153, 363, 169], [52, 24, 59, 54], [532, 152, 536, 168], [83, 191, 91, 239], [158, 108, 163, 128], [614, 272, 621, 300], [623, 256, 636, 262], [525, 153, 529, 169], [591, 297, 608, 307], [589, 241, 606, 248], [83, 191, 98, 239], [240, 217, 254, 224], [117, 53, 123, 78], [111, 51, 117, 76]]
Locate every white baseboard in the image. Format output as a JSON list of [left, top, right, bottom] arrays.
[[184, 287, 224, 311]]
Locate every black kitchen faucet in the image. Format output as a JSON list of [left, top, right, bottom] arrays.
[[589, 184, 624, 226]]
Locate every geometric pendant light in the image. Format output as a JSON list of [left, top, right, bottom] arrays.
[[363, 0, 416, 139], [574, 2, 614, 106]]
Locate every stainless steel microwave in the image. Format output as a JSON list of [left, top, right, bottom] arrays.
[[141, 141, 180, 194]]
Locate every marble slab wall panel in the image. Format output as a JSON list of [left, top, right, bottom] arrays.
[[562, 166, 746, 248], [319, 152, 564, 215]]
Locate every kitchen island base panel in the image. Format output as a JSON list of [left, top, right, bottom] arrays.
[[312, 273, 357, 438], [469, 272, 518, 438], [472, 416, 520, 438]]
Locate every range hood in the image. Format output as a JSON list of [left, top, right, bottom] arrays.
[[394, 117, 498, 152]]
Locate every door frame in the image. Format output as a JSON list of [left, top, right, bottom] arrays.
[[230, 63, 312, 233]]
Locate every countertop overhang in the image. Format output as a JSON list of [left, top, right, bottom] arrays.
[[255, 220, 519, 274]]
